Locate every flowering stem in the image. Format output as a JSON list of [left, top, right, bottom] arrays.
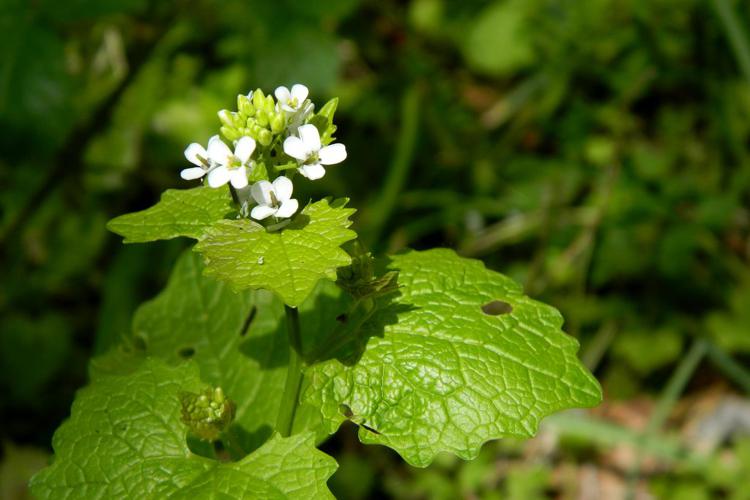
[[276, 305, 304, 437]]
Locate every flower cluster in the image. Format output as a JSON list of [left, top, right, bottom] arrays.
[[179, 386, 235, 442], [180, 84, 346, 222]]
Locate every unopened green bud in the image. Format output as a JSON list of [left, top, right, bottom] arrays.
[[221, 126, 241, 142], [256, 110, 269, 127], [263, 95, 275, 113], [237, 94, 253, 116], [214, 387, 225, 404], [258, 129, 273, 146], [252, 89, 265, 110], [270, 113, 286, 134], [218, 109, 235, 128], [180, 386, 236, 442]]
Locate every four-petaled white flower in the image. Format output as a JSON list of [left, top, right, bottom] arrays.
[[250, 176, 299, 220], [205, 135, 256, 189], [274, 84, 309, 113], [181, 140, 211, 181], [283, 124, 347, 180]]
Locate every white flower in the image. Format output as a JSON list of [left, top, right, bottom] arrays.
[[206, 135, 256, 189], [250, 177, 299, 220], [283, 124, 347, 180], [274, 84, 309, 113], [181, 141, 211, 180]]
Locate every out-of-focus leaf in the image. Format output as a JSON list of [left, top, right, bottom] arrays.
[[0, 314, 72, 403], [0, 443, 49, 500], [463, 0, 535, 77], [611, 327, 683, 375], [0, 11, 72, 150]]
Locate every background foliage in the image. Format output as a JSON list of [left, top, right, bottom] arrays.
[[2, 0, 750, 497]]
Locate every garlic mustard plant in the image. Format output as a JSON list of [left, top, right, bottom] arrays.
[[33, 85, 602, 499]]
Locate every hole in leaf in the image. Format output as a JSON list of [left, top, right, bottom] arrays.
[[178, 346, 196, 359], [481, 300, 513, 316], [339, 403, 354, 418], [336, 313, 348, 324]]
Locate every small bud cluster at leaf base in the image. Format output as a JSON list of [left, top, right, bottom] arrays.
[[336, 242, 400, 300], [180, 84, 346, 224], [179, 386, 236, 442]]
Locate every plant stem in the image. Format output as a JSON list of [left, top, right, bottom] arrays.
[[365, 84, 421, 248], [712, 0, 750, 85], [276, 305, 304, 437], [625, 338, 707, 499], [705, 340, 750, 394]]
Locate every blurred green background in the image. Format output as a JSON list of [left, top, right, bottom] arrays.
[[2, 0, 750, 498]]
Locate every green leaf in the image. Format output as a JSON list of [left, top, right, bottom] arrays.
[[463, 0, 535, 77], [107, 186, 232, 243], [30, 359, 337, 499], [304, 249, 601, 467], [310, 97, 339, 144], [195, 198, 357, 307], [93, 251, 292, 452]]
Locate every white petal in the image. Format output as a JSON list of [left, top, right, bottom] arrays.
[[184, 143, 208, 166], [297, 124, 321, 152], [272, 176, 293, 202], [276, 198, 299, 219], [207, 135, 232, 165], [180, 167, 206, 180], [274, 86, 291, 103], [283, 136, 310, 161], [251, 180, 273, 205], [234, 136, 256, 164], [319, 143, 347, 165], [229, 167, 248, 189], [251, 205, 277, 220], [207, 166, 230, 188], [299, 163, 326, 180], [291, 84, 309, 103]]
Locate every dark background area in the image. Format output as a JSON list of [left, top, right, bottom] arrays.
[[2, 0, 750, 498]]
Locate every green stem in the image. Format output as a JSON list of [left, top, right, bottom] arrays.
[[705, 340, 750, 394], [712, 0, 750, 85], [276, 305, 304, 437], [626, 338, 707, 499], [366, 84, 421, 248]]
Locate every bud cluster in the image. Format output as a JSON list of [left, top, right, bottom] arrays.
[[337, 243, 400, 300], [221, 90, 295, 146], [179, 386, 236, 442], [179, 84, 347, 225]]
